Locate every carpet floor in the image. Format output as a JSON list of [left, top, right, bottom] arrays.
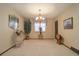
[[2, 39, 78, 56]]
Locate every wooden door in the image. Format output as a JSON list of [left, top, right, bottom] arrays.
[[55, 20, 58, 38]]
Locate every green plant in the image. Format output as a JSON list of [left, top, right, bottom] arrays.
[[24, 19, 31, 39]]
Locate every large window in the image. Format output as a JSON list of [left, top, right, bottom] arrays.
[[34, 17, 46, 32], [9, 15, 19, 30]]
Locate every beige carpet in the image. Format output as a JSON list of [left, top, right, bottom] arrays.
[[2, 39, 78, 56]]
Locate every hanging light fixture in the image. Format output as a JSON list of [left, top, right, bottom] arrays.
[[36, 9, 43, 23]]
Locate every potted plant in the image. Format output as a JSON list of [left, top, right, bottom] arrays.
[[24, 18, 31, 40]]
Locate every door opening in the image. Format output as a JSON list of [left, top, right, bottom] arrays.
[[55, 20, 58, 38]]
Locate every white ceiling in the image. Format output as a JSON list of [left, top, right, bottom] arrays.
[[6, 3, 73, 18]]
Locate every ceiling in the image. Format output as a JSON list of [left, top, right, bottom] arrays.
[[5, 3, 73, 19]]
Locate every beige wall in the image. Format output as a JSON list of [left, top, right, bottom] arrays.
[[0, 5, 24, 53], [29, 18, 55, 39], [54, 4, 79, 49]]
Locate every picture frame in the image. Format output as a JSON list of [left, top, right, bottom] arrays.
[[64, 17, 73, 29], [8, 15, 19, 30]]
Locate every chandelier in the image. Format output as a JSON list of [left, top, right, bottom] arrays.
[[36, 9, 44, 23]]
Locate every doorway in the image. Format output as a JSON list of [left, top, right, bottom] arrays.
[[55, 20, 58, 38]]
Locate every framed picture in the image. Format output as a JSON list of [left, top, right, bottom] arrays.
[[64, 17, 73, 29], [8, 15, 19, 30]]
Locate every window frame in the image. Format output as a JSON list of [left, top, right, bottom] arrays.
[[34, 17, 47, 32]]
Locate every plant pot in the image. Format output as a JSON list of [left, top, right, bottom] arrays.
[[24, 33, 30, 40], [26, 36, 29, 40]]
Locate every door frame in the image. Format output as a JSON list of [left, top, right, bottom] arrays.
[[55, 20, 58, 38]]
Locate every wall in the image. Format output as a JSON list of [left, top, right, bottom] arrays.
[[0, 4, 24, 54], [54, 4, 79, 49], [29, 17, 55, 39]]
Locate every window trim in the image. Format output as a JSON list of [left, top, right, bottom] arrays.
[[34, 17, 47, 32]]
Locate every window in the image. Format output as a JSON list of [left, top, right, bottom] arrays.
[[9, 15, 19, 30], [34, 17, 46, 32]]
